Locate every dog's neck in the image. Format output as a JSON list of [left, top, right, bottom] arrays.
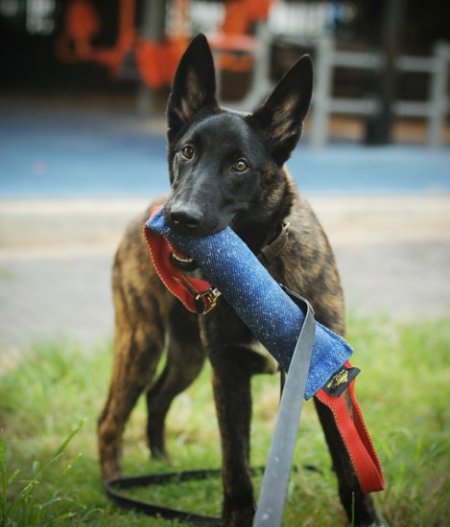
[[232, 215, 286, 256], [233, 166, 295, 255]]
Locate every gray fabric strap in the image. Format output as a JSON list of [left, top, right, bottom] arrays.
[[253, 292, 316, 527]]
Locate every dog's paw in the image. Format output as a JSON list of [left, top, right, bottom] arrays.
[[101, 464, 122, 483]]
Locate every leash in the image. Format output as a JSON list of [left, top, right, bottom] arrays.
[[104, 467, 265, 525], [253, 290, 384, 525], [104, 208, 384, 524], [104, 469, 223, 526], [253, 289, 315, 527]]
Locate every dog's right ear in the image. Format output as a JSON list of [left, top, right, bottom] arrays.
[[167, 34, 218, 140], [246, 55, 313, 166]]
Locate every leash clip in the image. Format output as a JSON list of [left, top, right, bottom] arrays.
[[194, 288, 221, 314]]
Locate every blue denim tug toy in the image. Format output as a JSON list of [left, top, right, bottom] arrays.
[[146, 208, 352, 399]]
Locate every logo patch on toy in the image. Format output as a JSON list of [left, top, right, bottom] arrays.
[[324, 364, 360, 397]]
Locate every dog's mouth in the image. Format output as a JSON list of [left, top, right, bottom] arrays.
[[170, 248, 198, 271]]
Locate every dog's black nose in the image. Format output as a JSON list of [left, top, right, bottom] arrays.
[[168, 204, 204, 230]]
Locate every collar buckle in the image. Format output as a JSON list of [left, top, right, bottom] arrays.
[[194, 288, 222, 314]]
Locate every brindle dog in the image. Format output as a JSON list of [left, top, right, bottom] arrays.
[[98, 34, 381, 526]]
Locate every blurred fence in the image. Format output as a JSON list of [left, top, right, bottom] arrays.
[[48, 0, 450, 148], [188, 2, 450, 148], [215, 31, 450, 148], [306, 38, 450, 148]]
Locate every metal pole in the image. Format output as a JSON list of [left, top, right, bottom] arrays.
[[310, 36, 333, 148], [364, 0, 405, 145], [220, 22, 273, 112], [428, 41, 450, 148], [137, 0, 167, 116], [240, 21, 272, 110]]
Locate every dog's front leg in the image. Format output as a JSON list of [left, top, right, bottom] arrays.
[[211, 351, 255, 527], [202, 303, 274, 527]]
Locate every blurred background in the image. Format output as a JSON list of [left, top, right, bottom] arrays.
[[0, 3, 449, 525], [0, 0, 449, 354]]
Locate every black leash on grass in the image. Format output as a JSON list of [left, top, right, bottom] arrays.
[[104, 294, 316, 526], [104, 464, 322, 526], [104, 467, 263, 526]]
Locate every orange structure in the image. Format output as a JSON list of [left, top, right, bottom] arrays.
[[210, 0, 276, 72], [57, 0, 136, 74], [57, 0, 275, 88]]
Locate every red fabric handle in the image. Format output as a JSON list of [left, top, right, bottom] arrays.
[[316, 361, 385, 493], [144, 205, 217, 314]]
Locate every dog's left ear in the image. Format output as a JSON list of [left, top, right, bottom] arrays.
[[247, 55, 313, 166], [167, 34, 218, 140]]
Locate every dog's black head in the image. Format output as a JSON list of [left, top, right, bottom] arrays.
[[164, 33, 312, 242]]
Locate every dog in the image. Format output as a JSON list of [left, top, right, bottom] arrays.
[[97, 34, 382, 526]]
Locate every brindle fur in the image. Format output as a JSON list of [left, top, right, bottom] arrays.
[[98, 34, 381, 526]]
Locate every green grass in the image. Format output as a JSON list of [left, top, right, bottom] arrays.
[[0, 317, 449, 526]]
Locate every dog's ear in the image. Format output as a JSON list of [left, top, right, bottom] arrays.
[[167, 34, 218, 139], [247, 55, 313, 166]]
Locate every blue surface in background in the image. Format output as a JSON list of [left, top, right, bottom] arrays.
[[0, 108, 449, 197]]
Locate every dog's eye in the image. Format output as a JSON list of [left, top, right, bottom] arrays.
[[181, 145, 194, 160], [232, 158, 249, 172]]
